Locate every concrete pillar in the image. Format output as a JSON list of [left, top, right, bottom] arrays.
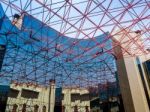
[[63, 88, 71, 112], [113, 29, 150, 112], [48, 79, 56, 112], [116, 55, 149, 112]]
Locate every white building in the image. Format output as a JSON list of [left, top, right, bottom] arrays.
[[6, 80, 55, 112], [62, 87, 90, 112]]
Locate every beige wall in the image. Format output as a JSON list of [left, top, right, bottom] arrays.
[[62, 88, 90, 112], [6, 82, 55, 112], [113, 29, 150, 112]]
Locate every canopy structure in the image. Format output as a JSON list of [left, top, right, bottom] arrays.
[[0, 3, 116, 87], [0, 0, 149, 87]]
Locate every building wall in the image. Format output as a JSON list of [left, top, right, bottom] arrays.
[[62, 88, 90, 112], [5, 82, 50, 112], [113, 29, 150, 112]]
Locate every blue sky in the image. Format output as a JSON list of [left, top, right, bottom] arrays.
[[0, 0, 149, 86], [0, 0, 149, 40]]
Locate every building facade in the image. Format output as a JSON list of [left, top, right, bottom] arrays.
[[113, 29, 150, 112], [62, 87, 90, 112], [90, 81, 123, 112], [5, 80, 55, 112]]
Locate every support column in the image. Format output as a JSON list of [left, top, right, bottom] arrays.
[[113, 29, 150, 112], [48, 79, 56, 112], [115, 54, 149, 112]]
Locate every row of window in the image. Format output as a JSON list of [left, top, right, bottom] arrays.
[[11, 104, 89, 112], [73, 105, 89, 112], [9, 89, 39, 99], [11, 104, 46, 112]]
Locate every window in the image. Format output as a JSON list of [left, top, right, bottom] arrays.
[[85, 106, 89, 112], [71, 93, 80, 102], [144, 60, 150, 86], [8, 89, 19, 98], [12, 104, 18, 112], [42, 106, 46, 112], [21, 89, 39, 99], [34, 104, 39, 112], [81, 94, 90, 101], [74, 105, 78, 112], [136, 57, 150, 108], [22, 103, 26, 112]]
